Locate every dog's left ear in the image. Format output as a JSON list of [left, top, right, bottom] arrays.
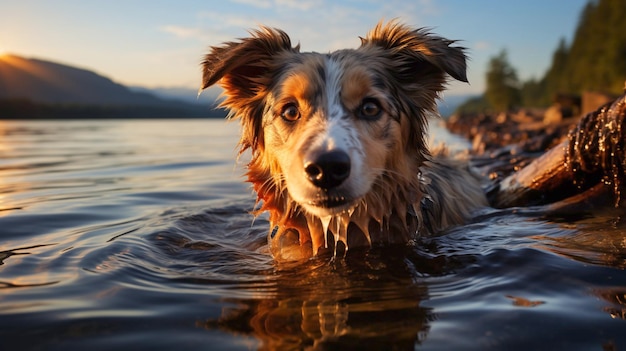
[[361, 21, 468, 84], [361, 21, 467, 156]]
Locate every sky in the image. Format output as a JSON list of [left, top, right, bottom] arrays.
[[0, 0, 589, 97]]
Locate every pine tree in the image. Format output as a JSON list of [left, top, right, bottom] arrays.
[[457, 0, 626, 113], [543, 0, 626, 97], [485, 50, 521, 112]]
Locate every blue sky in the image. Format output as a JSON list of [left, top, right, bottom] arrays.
[[0, 0, 588, 96]]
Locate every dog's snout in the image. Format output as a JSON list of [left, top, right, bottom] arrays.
[[304, 150, 351, 189]]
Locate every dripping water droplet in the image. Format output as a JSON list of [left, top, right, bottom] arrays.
[[320, 216, 331, 249]]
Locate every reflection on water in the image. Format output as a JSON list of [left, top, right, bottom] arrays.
[[594, 288, 626, 321], [536, 209, 626, 268], [0, 120, 625, 350], [204, 249, 432, 350]]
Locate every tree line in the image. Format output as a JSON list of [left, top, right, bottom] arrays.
[[458, 0, 626, 114]]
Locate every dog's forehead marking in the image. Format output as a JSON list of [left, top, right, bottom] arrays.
[[303, 55, 359, 155], [323, 55, 344, 120]]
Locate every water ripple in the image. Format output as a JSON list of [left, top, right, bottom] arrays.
[[1, 120, 626, 350]]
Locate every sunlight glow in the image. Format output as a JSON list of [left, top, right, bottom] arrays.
[[0, 54, 70, 91], [0, 39, 7, 56]]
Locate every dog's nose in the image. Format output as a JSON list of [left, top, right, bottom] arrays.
[[304, 150, 351, 189]]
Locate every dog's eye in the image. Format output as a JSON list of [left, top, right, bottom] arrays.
[[280, 103, 301, 122], [358, 98, 382, 120]]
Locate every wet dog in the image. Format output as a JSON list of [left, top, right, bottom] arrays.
[[200, 21, 487, 260]]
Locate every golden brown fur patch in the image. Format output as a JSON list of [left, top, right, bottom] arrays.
[[201, 21, 488, 261]]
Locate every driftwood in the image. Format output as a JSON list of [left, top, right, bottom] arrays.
[[448, 91, 626, 209], [489, 140, 572, 207], [491, 92, 626, 208]]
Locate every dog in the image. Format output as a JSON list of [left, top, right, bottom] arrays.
[[200, 21, 488, 261]]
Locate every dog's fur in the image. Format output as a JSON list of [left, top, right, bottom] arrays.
[[201, 21, 487, 260]]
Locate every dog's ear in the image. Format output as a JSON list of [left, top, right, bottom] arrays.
[[360, 21, 468, 84], [200, 27, 298, 152], [360, 21, 467, 157], [201, 27, 297, 95]]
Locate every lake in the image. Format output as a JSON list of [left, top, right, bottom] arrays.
[[1, 119, 625, 350]]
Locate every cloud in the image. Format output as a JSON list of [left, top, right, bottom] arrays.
[[474, 41, 491, 51], [159, 25, 239, 44], [275, 0, 324, 11], [230, 0, 324, 11], [230, 0, 272, 9], [413, 0, 440, 16], [161, 25, 203, 40], [161, 0, 448, 54]]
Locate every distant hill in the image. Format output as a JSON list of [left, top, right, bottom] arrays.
[[0, 54, 225, 118], [130, 85, 223, 106]]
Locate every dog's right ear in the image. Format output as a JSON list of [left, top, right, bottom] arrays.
[[200, 27, 298, 104], [200, 27, 298, 152]]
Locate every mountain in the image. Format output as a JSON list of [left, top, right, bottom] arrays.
[[0, 54, 224, 118], [129, 85, 223, 106], [0, 54, 163, 105]]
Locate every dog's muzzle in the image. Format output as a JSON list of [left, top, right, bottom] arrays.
[[301, 150, 358, 213]]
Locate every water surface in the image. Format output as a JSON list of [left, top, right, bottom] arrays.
[[1, 119, 625, 350]]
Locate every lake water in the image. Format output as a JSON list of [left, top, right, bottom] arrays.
[[1, 119, 625, 350]]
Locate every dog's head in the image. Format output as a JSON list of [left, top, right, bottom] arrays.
[[201, 21, 467, 256]]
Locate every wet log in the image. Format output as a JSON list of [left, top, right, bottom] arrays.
[[489, 140, 572, 207], [491, 92, 626, 208]]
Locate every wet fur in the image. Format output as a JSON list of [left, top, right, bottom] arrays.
[[201, 21, 487, 260]]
